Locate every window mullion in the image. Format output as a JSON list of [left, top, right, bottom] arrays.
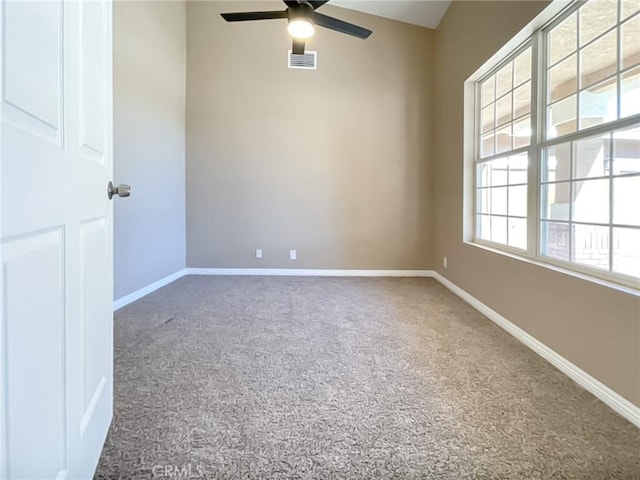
[[576, 5, 581, 133], [473, 82, 481, 242], [616, 0, 621, 120], [569, 149, 574, 263], [608, 132, 614, 273], [530, 29, 545, 259]]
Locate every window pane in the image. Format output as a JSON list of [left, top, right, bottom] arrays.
[[477, 214, 491, 240], [491, 187, 508, 215], [573, 179, 610, 224], [574, 134, 610, 179], [548, 12, 577, 66], [622, 0, 640, 20], [579, 0, 618, 47], [621, 14, 640, 69], [491, 216, 508, 244], [542, 221, 571, 261], [478, 157, 509, 187], [513, 116, 531, 148], [543, 143, 572, 182], [621, 67, 640, 117], [549, 54, 577, 103], [509, 185, 527, 217], [514, 47, 532, 86], [496, 124, 512, 153], [542, 182, 571, 220], [477, 162, 488, 188], [477, 188, 490, 214], [548, 95, 577, 138], [509, 153, 529, 184], [613, 227, 640, 276], [580, 30, 617, 89], [613, 125, 640, 174], [496, 93, 512, 127], [578, 77, 617, 130], [481, 132, 495, 157], [481, 76, 495, 107], [573, 224, 610, 270], [613, 176, 640, 226], [481, 104, 495, 133], [496, 62, 513, 97], [508, 217, 527, 249], [513, 82, 531, 118]]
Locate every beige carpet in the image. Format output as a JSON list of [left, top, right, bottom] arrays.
[[95, 276, 639, 479]]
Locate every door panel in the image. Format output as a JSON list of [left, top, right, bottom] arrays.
[[0, 125, 66, 237], [3, 1, 62, 134], [1, 0, 113, 478], [3, 230, 66, 479], [80, 218, 110, 417], [79, 0, 106, 158]]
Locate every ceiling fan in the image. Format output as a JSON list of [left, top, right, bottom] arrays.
[[220, 1, 372, 55]]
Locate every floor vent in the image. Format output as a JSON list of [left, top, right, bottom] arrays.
[[288, 50, 317, 70]]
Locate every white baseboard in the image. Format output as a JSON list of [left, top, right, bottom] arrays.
[[186, 268, 435, 277], [113, 268, 188, 311], [431, 271, 640, 428]]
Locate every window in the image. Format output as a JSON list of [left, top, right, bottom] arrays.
[[470, 0, 640, 287], [476, 47, 532, 250]]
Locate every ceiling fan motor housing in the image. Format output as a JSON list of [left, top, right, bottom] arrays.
[[288, 3, 314, 21]]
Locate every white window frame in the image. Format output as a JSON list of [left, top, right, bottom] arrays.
[[473, 40, 537, 256], [464, 0, 640, 292]]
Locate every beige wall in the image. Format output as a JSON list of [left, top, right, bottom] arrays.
[[433, 1, 640, 406], [186, 1, 433, 269], [114, 1, 186, 300]]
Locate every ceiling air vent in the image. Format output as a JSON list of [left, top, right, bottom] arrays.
[[288, 50, 317, 70]]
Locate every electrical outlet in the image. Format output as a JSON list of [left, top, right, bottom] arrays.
[[256, 249, 262, 259], [443, 257, 448, 269], [289, 249, 297, 260]]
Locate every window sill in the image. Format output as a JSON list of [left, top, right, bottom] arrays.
[[463, 240, 640, 297]]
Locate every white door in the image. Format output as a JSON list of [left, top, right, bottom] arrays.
[[1, 0, 114, 478]]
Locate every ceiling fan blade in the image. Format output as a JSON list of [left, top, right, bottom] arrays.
[[292, 39, 306, 55], [313, 12, 372, 39], [309, 1, 330, 9], [221, 11, 288, 22]]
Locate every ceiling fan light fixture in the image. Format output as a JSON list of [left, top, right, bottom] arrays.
[[287, 19, 315, 39]]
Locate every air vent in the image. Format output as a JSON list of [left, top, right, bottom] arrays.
[[288, 50, 317, 70]]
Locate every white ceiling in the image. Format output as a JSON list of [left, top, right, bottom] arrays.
[[331, 1, 452, 29]]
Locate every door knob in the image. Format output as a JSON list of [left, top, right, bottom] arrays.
[[107, 181, 131, 199]]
